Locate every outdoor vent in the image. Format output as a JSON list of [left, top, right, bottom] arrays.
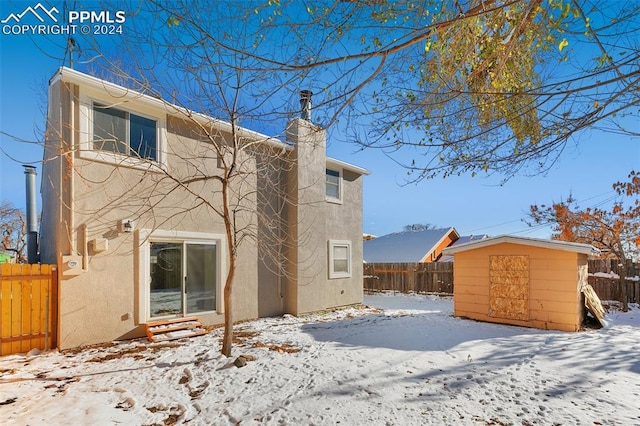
[[300, 90, 313, 122], [23, 165, 39, 264]]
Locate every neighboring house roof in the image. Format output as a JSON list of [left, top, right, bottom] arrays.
[[438, 234, 488, 262], [364, 227, 459, 263], [442, 235, 600, 256], [51, 67, 369, 177]]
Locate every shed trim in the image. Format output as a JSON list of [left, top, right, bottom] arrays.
[[442, 235, 600, 256]]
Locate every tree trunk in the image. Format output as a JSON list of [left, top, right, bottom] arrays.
[[220, 178, 236, 357], [221, 261, 235, 356]]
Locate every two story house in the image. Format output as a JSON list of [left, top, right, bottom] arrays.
[[40, 67, 368, 349]]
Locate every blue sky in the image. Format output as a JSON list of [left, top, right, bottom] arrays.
[[1, 1, 638, 240]]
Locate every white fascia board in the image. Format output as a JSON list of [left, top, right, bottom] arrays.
[[51, 67, 287, 151], [326, 156, 370, 176], [442, 235, 600, 256]]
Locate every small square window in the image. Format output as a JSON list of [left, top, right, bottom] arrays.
[[326, 168, 341, 201], [328, 240, 352, 279]]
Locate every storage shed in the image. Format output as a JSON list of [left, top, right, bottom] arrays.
[[442, 236, 600, 332]]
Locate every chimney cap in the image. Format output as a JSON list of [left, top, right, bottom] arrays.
[[300, 90, 313, 121]]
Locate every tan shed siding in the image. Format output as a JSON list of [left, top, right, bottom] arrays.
[[527, 249, 580, 331], [531, 268, 578, 283], [452, 242, 584, 332], [453, 251, 490, 318], [455, 299, 490, 316], [454, 264, 489, 280], [529, 288, 576, 303]]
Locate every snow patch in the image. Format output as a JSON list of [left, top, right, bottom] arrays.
[[1, 294, 638, 425]]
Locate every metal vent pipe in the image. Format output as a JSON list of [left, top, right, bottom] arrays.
[[300, 90, 313, 122], [23, 165, 39, 263]]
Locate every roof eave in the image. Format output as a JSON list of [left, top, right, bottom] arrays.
[[51, 66, 287, 151], [326, 157, 370, 176], [442, 235, 600, 256]]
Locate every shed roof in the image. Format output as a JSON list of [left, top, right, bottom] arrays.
[[441, 235, 600, 256], [364, 227, 458, 263]]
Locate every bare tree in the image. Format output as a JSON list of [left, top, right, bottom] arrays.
[[125, 0, 638, 181], [48, 2, 319, 356], [0, 201, 27, 263], [528, 171, 639, 310], [4, 0, 638, 351]]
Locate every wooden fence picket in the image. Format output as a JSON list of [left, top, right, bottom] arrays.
[[0, 264, 58, 356]]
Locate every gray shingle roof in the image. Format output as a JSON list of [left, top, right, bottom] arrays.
[[363, 227, 456, 263]]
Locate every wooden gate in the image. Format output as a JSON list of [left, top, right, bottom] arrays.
[[0, 264, 58, 356]]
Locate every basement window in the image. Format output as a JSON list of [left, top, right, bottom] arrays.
[[93, 103, 158, 161]]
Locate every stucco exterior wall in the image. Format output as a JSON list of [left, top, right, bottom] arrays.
[[285, 119, 364, 315], [40, 79, 67, 265], [41, 69, 367, 349], [453, 243, 585, 332], [44, 80, 260, 348], [323, 169, 365, 309]]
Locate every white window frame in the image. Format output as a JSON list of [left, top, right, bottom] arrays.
[[77, 91, 167, 171], [328, 239, 352, 279], [137, 229, 227, 323], [326, 168, 343, 204]]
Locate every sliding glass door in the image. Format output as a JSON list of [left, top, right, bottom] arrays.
[[149, 241, 217, 318], [185, 244, 217, 314]]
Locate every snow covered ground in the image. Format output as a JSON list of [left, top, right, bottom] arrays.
[[1, 293, 639, 425]]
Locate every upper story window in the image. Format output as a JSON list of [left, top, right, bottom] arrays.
[[93, 103, 158, 161], [326, 168, 341, 202]]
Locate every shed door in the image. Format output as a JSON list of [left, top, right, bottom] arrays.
[[489, 255, 529, 321]]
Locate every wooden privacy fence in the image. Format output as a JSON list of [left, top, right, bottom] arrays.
[[587, 259, 639, 304], [364, 262, 454, 294], [0, 264, 58, 356], [364, 260, 639, 305]]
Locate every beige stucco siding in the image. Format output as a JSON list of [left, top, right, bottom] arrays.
[[42, 69, 367, 350], [322, 169, 365, 310], [285, 120, 364, 315], [47, 81, 262, 348], [453, 243, 585, 332], [40, 80, 67, 265]]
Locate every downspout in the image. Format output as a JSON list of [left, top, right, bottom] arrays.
[[68, 83, 76, 256], [278, 165, 284, 312]]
